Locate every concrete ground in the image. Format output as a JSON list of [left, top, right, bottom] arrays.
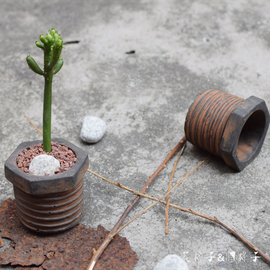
[[1, 0, 270, 269]]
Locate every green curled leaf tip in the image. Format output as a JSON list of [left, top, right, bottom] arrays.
[[39, 34, 47, 44], [35, 41, 44, 49], [50, 28, 56, 35], [46, 33, 53, 43], [26, 55, 44, 75], [53, 58, 64, 75]]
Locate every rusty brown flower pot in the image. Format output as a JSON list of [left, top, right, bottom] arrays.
[[4, 138, 89, 233], [185, 90, 270, 171]]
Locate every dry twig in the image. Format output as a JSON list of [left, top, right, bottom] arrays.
[[24, 115, 43, 135], [111, 155, 208, 237], [86, 136, 187, 270], [88, 161, 270, 265], [165, 144, 186, 234], [25, 117, 270, 265]]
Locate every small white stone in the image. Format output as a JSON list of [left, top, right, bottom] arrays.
[[29, 154, 60, 176], [154, 255, 189, 270], [80, 116, 106, 143]]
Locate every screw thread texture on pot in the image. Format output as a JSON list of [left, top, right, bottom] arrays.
[[14, 179, 84, 233], [185, 90, 244, 157], [185, 89, 270, 171]]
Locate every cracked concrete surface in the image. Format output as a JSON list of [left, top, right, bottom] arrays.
[[1, 0, 270, 269]]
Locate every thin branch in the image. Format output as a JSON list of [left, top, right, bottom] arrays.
[[212, 216, 270, 263], [63, 40, 80, 45], [27, 116, 270, 265], [87, 162, 270, 265], [111, 156, 209, 237], [86, 136, 187, 270], [24, 115, 43, 135], [165, 144, 186, 234]]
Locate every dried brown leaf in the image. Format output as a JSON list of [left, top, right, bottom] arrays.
[[0, 199, 138, 269], [0, 238, 3, 248], [15, 267, 44, 270]]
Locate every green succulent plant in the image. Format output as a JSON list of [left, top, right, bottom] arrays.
[[26, 28, 64, 152]]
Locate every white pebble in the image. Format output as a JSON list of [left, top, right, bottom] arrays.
[[29, 154, 60, 176], [154, 255, 189, 270], [80, 116, 106, 143]]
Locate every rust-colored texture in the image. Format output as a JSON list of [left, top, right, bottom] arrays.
[[0, 199, 139, 270], [13, 179, 84, 234], [185, 89, 269, 171], [5, 138, 89, 233]]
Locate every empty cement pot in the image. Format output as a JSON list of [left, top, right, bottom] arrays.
[[185, 90, 270, 171], [4, 138, 89, 233]]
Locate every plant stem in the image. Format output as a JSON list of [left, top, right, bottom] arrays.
[[27, 29, 64, 152], [43, 70, 53, 152], [86, 136, 187, 270]]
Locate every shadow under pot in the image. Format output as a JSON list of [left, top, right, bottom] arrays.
[[4, 138, 89, 233]]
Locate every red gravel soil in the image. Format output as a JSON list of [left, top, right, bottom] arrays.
[[16, 141, 77, 174]]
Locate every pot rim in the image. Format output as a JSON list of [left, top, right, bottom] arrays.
[[5, 138, 89, 195]]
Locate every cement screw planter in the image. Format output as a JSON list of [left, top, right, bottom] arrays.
[[185, 89, 270, 171], [5, 138, 89, 233]]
